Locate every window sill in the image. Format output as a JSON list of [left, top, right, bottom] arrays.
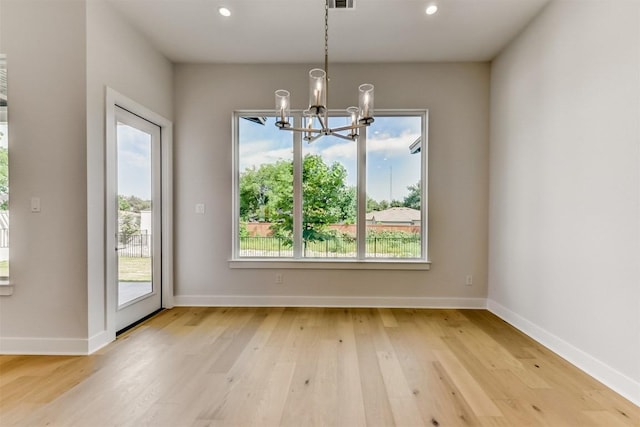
[[229, 259, 431, 270], [0, 280, 13, 296]]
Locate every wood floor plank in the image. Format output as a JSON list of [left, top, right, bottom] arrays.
[[376, 349, 426, 426], [433, 348, 503, 417], [430, 360, 484, 426], [248, 361, 296, 427], [1, 307, 638, 427], [377, 308, 399, 328], [352, 309, 396, 427], [335, 311, 367, 427], [279, 314, 325, 426], [386, 317, 481, 426]]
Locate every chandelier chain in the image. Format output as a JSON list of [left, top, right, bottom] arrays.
[[324, 0, 329, 104]]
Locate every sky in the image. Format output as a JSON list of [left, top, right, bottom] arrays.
[[115, 112, 423, 203], [239, 115, 422, 203], [117, 122, 152, 200]]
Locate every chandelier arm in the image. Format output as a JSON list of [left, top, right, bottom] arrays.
[[329, 132, 358, 141], [316, 113, 328, 131], [307, 134, 325, 144], [279, 126, 324, 134], [330, 123, 368, 133]]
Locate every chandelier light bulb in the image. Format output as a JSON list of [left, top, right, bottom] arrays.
[[426, 4, 438, 15], [274, 90, 291, 128]]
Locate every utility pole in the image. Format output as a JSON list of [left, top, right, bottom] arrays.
[[389, 164, 393, 202]]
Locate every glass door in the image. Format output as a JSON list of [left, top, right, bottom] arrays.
[[114, 106, 162, 331]]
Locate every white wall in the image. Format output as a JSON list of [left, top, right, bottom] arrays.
[[174, 63, 490, 306], [0, 0, 89, 352], [0, 0, 172, 353], [85, 0, 173, 345], [489, 0, 640, 404]]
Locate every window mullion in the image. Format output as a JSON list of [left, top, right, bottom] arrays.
[[293, 113, 303, 258], [357, 127, 367, 259], [0, 55, 9, 280], [421, 112, 429, 260]]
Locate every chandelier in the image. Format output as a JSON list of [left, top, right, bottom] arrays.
[[274, 0, 375, 142]]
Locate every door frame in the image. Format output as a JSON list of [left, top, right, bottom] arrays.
[[105, 88, 173, 338]]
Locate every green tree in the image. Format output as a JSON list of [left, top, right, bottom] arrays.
[[118, 195, 131, 211], [125, 195, 151, 212], [366, 196, 382, 213], [239, 160, 293, 222], [403, 181, 421, 209], [337, 186, 357, 224], [117, 195, 151, 213], [298, 154, 351, 243], [239, 154, 354, 247], [119, 212, 139, 244]]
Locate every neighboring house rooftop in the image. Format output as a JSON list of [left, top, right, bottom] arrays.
[[409, 136, 421, 154], [366, 207, 421, 224]]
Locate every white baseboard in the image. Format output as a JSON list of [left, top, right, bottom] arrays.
[[487, 299, 640, 407], [0, 337, 90, 355], [0, 330, 114, 356], [173, 294, 487, 309], [87, 330, 114, 354]]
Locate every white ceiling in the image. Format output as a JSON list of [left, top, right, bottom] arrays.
[[107, 0, 550, 64]]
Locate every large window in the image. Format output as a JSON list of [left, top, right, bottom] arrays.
[[0, 55, 8, 278], [233, 110, 427, 263]]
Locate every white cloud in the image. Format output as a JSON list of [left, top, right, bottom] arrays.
[[367, 131, 420, 157], [117, 126, 151, 170], [309, 141, 357, 163], [237, 129, 420, 171], [120, 149, 150, 170], [306, 130, 420, 163], [239, 139, 292, 170]]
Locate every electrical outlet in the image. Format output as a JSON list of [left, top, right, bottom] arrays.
[[275, 273, 283, 284], [465, 275, 473, 286]]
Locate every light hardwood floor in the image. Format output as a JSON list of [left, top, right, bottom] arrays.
[[1, 307, 638, 426]]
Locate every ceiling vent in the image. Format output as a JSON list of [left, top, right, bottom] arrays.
[[329, 0, 355, 9]]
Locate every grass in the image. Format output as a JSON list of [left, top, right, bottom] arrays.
[[118, 256, 152, 282], [0, 258, 151, 281]]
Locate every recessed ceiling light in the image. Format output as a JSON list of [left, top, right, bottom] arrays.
[[218, 7, 231, 17], [425, 4, 438, 15]]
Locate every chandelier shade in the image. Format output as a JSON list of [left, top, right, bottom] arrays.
[[358, 84, 375, 124], [275, 90, 291, 129], [309, 69, 327, 114]]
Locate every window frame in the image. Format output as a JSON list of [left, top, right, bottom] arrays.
[[0, 54, 10, 291], [231, 109, 430, 270]]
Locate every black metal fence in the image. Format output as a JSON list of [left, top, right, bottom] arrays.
[[240, 236, 294, 257], [240, 235, 421, 258], [118, 233, 151, 257]]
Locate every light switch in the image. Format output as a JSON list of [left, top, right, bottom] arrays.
[[195, 203, 205, 214], [31, 197, 41, 213]]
